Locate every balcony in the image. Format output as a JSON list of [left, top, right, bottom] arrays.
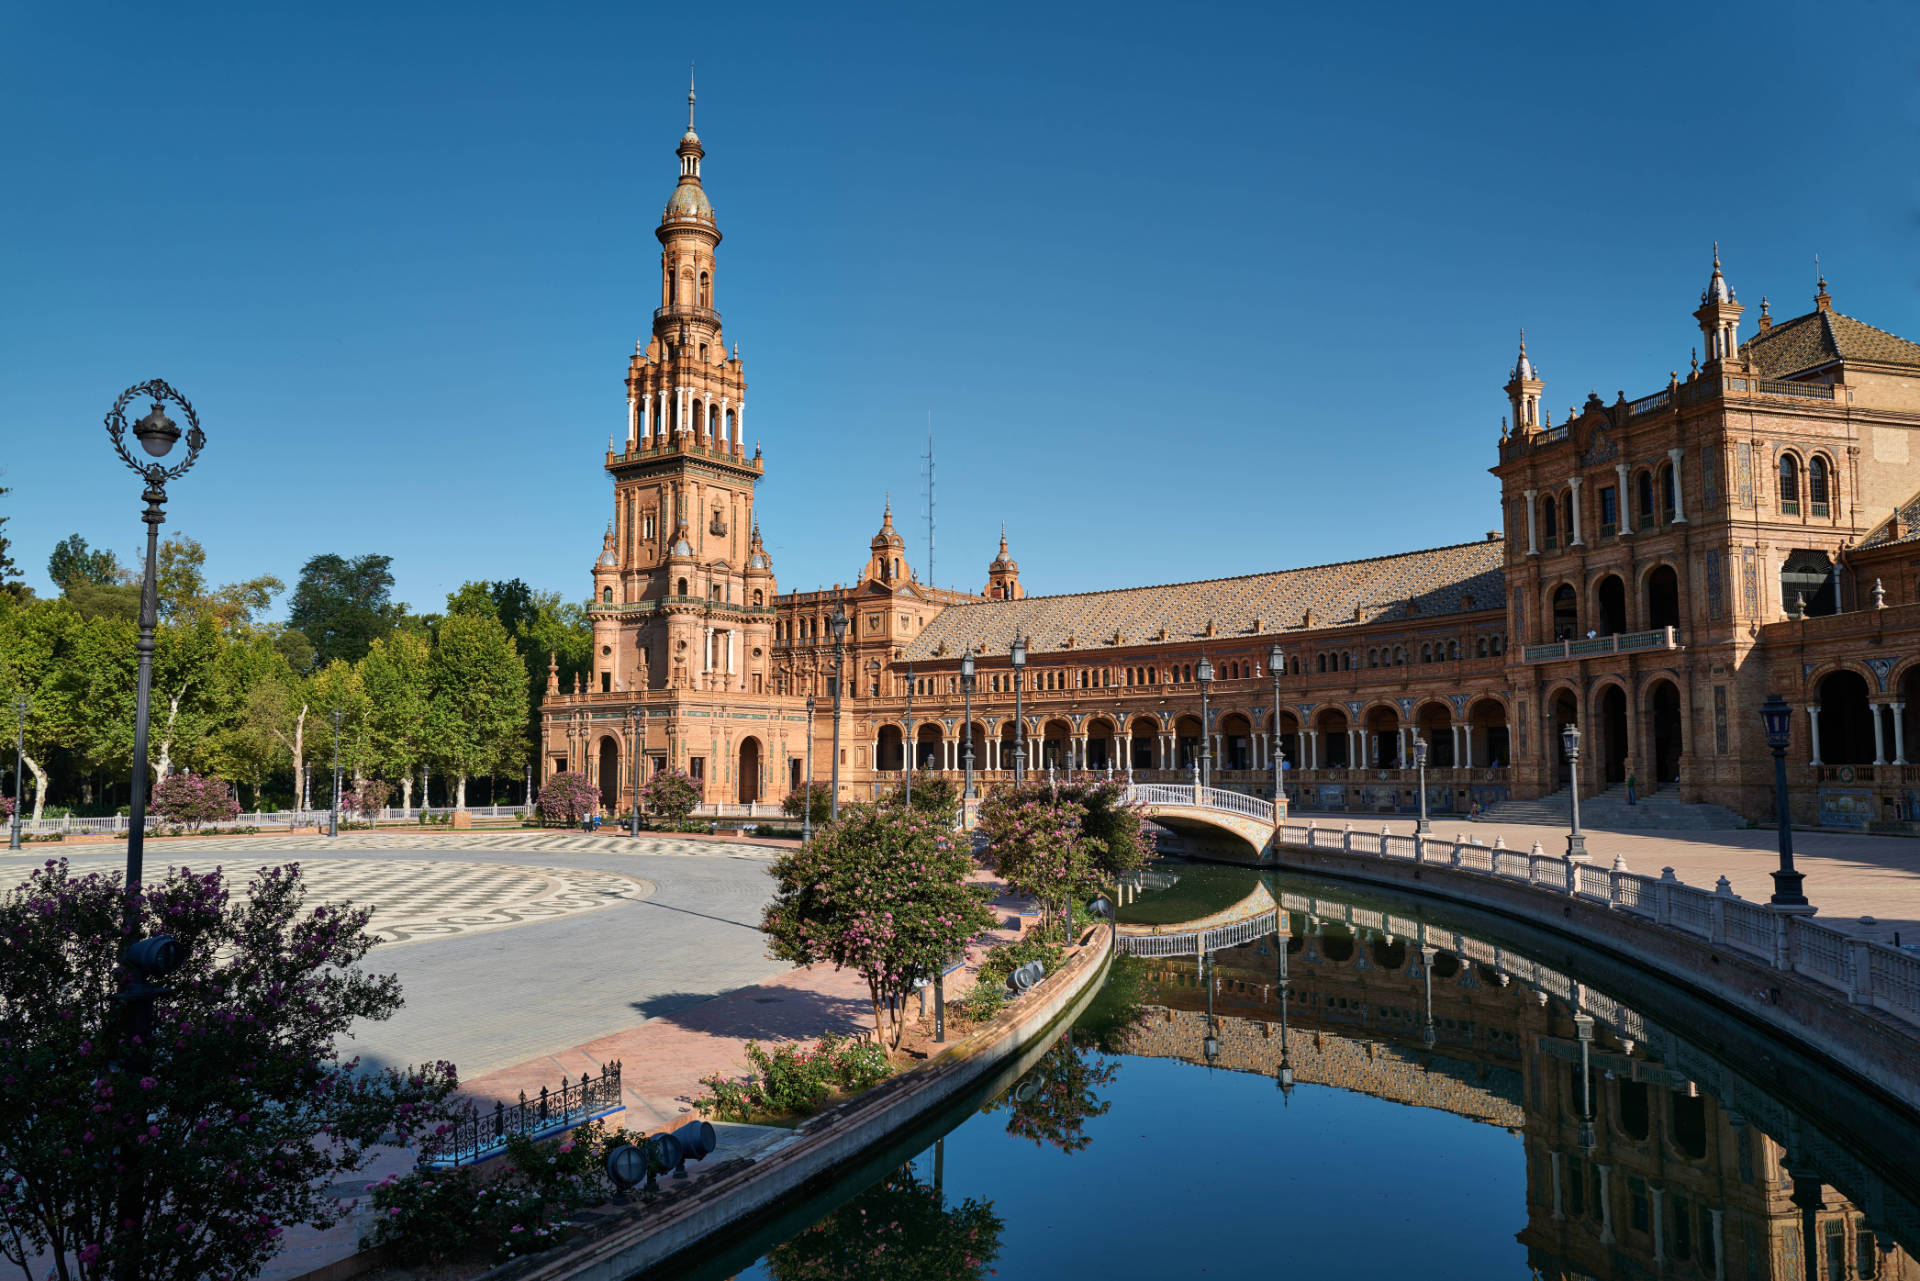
[[653, 304, 720, 328], [1520, 626, 1681, 664]]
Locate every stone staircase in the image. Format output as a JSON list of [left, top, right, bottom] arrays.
[[1479, 784, 1747, 831]]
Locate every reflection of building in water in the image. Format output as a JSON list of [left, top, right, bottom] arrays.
[[1124, 910, 1913, 1280]]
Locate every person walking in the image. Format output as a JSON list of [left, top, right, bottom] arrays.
[[1626, 771, 1638, 806]]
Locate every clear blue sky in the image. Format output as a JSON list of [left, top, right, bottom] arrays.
[[5, 1, 1916, 612]]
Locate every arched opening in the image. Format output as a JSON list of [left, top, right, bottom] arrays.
[[1320, 929, 1354, 964], [1219, 713, 1252, 770], [1781, 549, 1838, 618], [1315, 708, 1350, 769], [1042, 718, 1073, 770], [1268, 711, 1301, 773], [1649, 680, 1685, 789], [1779, 453, 1801, 515], [1174, 715, 1204, 770], [677, 577, 689, 596], [1903, 669, 1920, 776], [959, 720, 987, 774], [597, 737, 619, 813], [1646, 565, 1680, 631], [1364, 705, 1400, 768], [1129, 716, 1160, 770], [1618, 1080, 1651, 1141], [1815, 670, 1874, 765], [1596, 575, 1627, 636], [1551, 584, 1579, 641], [1430, 953, 1460, 979], [1670, 1092, 1707, 1160], [752, 589, 763, 606], [1084, 717, 1117, 770], [699, 271, 711, 307], [738, 737, 761, 805], [914, 723, 944, 771], [1416, 702, 1455, 768], [1541, 494, 1560, 551], [1598, 684, 1629, 786], [876, 724, 905, 771], [603, 586, 614, 605], [1808, 455, 1831, 517], [999, 721, 1023, 773], [1551, 690, 1580, 789]]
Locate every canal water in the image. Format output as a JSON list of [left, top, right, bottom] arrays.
[[690, 865, 1920, 1280]]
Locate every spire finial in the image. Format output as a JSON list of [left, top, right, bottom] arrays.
[[1712, 239, 1720, 268], [1518, 326, 1525, 351], [688, 64, 696, 131], [1815, 252, 1824, 289]]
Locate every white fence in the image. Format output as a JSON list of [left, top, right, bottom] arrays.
[[1117, 909, 1281, 958], [8, 805, 530, 839], [1276, 820, 1920, 1031], [1126, 783, 1280, 823]]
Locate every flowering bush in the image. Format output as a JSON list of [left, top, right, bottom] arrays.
[[781, 780, 832, 825], [359, 1166, 479, 1267], [639, 767, 701, 822], [0, 858, 460, 1281], [976, 779, 1152, 936], [763, 803, 998, 1048], [764, 1165, 1002, 1280], [348, 779, 392, 819], [692, 1033, 893, 1121], [149, 771, 241, 831], [535, 770, 599, 826], [0, 795, 11, 821], [986, 1036, 1118, 1155]]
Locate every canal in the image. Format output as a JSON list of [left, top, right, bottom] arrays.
[[690, 864, 1920, 1279]]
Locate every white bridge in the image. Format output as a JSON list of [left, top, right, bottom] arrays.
[[1123, 782, 1284, 862]]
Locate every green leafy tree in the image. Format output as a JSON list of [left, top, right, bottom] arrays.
[[0, 480, 20, 599], [45, 534, 126, 590], [59, 579, 140, 622], [288, 553, 397, 667], [359, 631, 431, 810], [307, 659, 370, 806], [202, 630, 294, 809], [975, 786, 1094, 938], [0, 595, 77, 820], [781, 780, 832, 826], [0, 859, 460, 1281], [156, 534, 283, 630], [763, 802, 997, 1049], [764, 1166, 1002, 1281], [425, 611, 528, 808], [882, 776, 961, 824]]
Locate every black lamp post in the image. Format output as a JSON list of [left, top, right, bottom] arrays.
[[1010, 634, 1027, 783], [803, 693, 816, 845], [8, 695, 25, 850], [960, 648, 976, 803], [1276, 927, 1294, 1100], [628, 706, 643, 837], [1761, 694, 1807, 905], [829, 605, 847, 822], [1268, 643, 1285, 813], [1561, 721, 1586, 860], [329, 708, 343, 838], [902, 660, 914, 807], [1419, 944, 1437, 1049], [1202, 949, 1220, 1065], [1413, 736, 1431, 834], [105, 382, 202, 1281], [1574, 1011, 1596, 1153], [1196, 654, 1214, 790]]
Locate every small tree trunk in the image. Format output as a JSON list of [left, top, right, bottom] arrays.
[[23, 752, 48, 823], [455, 773, 468, 809]]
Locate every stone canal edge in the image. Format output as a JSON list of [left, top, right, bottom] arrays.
[[490, 922, 1115, 1281]]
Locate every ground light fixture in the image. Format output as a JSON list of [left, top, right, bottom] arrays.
[[605, 1142, 647, 1203], [669, 1120, 717, 1178], [1760, 694, 1808, 905]]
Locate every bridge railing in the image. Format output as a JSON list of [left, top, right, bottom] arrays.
[[1273, 821, 1920, 1031], [1115, 909, 1280, 958], [1125, 783, 1281, 823]]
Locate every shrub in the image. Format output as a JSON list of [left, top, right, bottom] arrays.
[[780, 780, 832, 825], [361, 1166, 480, 1266], [882, 776, 961, 825], [692, 1033, 894, 1121], [958, 981, 1005, 1023], [149, 772, 241, 831], [536, 770, 598, 825], [640, 768, 701, 822]]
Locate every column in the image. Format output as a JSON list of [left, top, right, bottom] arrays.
[[1872, 704, 1888, 765], [728, 630, 737, 675], [1649, 1184, 1666, 1264], [658, 390, 669, 438], [1524, 489, 1539, 555], [736, 401, 745, 443], [626, 394, 638, 450], [1568, 475, 1586, 546], [1549, 1154, 1566, 1220], [1596, 1164, 1615, 1244], [1894, 702, 1909, 764], [1615, 462, 1632, 534], [641, 391, 652, 442], [1307, 730, 1318, 769], [1709, 1207, 1725, 1281], [720, 395, 731, 445], [1668, 447, 1687, 522], [703, 626, 714, 672], [1806, 705, 1823, 766], [703, 392, 714, 441]]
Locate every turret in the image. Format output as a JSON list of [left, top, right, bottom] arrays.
[[1694, 243, 1745, 364], [863, 499, 910, 585], [985, 526, 1023, 600], [1504, 331, 1544, 432]]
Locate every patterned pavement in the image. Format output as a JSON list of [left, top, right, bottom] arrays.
[[23, 830, 773, 859]]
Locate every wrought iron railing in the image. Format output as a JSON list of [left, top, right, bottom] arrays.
[[1520, 626, 1680, 664], [422, 1063, 624, 1168]]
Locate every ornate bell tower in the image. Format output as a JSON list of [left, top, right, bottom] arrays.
[[590, 79, 774, 697]]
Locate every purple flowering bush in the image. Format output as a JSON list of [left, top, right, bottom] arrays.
[[763, 803, 998, 1050], [976, 779, 1152, 937], [535, 770, 599, 826], [0, 859, 460, 1281], [149, 772, 242, 831]]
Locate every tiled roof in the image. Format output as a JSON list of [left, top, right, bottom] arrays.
[[902, 538, 1506, 661], [1858, 487, 1920, 550], [1741, 308, 1920, 379]]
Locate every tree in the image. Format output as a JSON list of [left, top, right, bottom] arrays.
[[764, 1165, 1002, 1281], [288, 553, 397, 667], [425, 612, 528, 809], [0, 481, 20, 599], [59, 579, 140, 623], [359, 632, 431, 810], [0, 595, 75, 821], [974, 787, 1094, 939], [882, 776, 961, 824], [763, 803, 998, 1049], [0, 859, 460, 1281], [307, 659, 369, 804], [781, 781, 832, 826], [639, 767, 700, 823], [46, 535, 126, 591], [150, 772, 242, 830], [984, 1037, 1118, 1155], [535, 771, 597, 826], [156, 535, 283, 630]]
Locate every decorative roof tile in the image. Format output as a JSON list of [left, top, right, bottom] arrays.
[[1741, 308, 1920, 379], [1858, 488, 1920, 550], [903, 539, 1506, 661]]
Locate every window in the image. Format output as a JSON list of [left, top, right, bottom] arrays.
[[1542, 495, 1560, 550], [1809, 455, 1830, 517], [1317, 654, 1326, 673], [602, 587, 613, 604], [1637, 470, 1656, 524], [1780, 454, 1801, 515], [1599, 485, 1618, 536], [1627, 1177, 1650, 1233]]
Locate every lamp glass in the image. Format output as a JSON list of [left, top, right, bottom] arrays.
[[1010, 636, 1026, 667], [1268, 643, 1283, 671], [1561, 721, 1579, 757], [960, 650, 974, 680], [1760, 696, 1793, 749], [830, 607, 848, 641], [1196, 655, 1213, 684], [133, 403, 180, 458]]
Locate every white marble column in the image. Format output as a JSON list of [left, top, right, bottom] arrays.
[[1524, 489, 1538, 555], [1568, 476, 1586, 546], [720, 396, 731, 445], [1668, 448, 1687, 522], [1806, 704, 1823, 766], [626, 394, 638, 450], [1894, 702, 1909, 765], [1615, 462, 1632, 534], [1873, 705, 1888, 765]]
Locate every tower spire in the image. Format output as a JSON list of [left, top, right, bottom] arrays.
[[688, 64, 696, 131]]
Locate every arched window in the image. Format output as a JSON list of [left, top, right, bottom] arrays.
[[677, 577, 689, 596], [1637, 471, 1656, 525], [1420, 643, 1432, 663], [752, 590, 763, 606], [1779, 454, 1800, 515], [1448, 639, 1460, 660], [1317, 654, 1326, 673], [602, 587, 613, 604], [1542, 495, 1560, 551], [1342, 652, 1353, 671], [1660, 464, 1676, 520], [699, 271, 711, 307], [1476, 637, 1488, 658], [1808, 456, 1831, 517], [1552, 584, 1579, 640]]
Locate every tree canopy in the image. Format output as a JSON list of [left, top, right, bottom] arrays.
[[288, 553, 398, 667]]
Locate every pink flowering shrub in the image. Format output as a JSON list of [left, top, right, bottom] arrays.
[[691, 1033, 892, 1121], [763, 803, 998, 1049], [639, 768, 701, 823], [535, 770, 599, 826], [976, 779, 1152, 937], [149, 772, 241, 831], [0, 858, 459, 1281]]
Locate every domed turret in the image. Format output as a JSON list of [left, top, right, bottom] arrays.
[[985, 526, 1023, 600], [1504, 330, 1544, 432], [863, 499, 910, 585], [1694, 242, 1744, 364]]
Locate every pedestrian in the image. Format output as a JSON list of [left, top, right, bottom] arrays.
[[1626, 772, 1638, 806]]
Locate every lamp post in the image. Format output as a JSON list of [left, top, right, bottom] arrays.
[[829, 605, 847, 823], [803, 693, 816, 845], [105, 381, 203, 1281], [1010, 634, 1028, 784], [1268, 643, 1285, 815], [1574, 1011, 1596, 1152], [1561, 721, 1586, 861], [1760, 694, 1807, 906], [1196, 654, 1214, 790], [1276, 924, 1294, 1100], [330, 708, 344, 838], [1413, 736, 1431, 834], [1202, 949, 1220, 1066], [960, 648, 976, 804], [628, 706, 643, 838], [8, 695, 25, 850], [903, 661, 914, 808]]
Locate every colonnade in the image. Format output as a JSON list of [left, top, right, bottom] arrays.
[[624, 386, 746, 451]]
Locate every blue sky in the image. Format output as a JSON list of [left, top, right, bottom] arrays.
[[5, 1, 1917, 612]]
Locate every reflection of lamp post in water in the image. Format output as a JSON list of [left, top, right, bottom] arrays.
[[1276, 928, 1295, 1099], [1574, 1011, 1596, 1153], [1202, 949, 1220, 1065], [1420, 944, 1438, 1050]]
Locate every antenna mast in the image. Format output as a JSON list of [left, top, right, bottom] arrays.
[[922, 415, 935, 588]]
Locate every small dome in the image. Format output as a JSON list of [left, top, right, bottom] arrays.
[[665, 182, 712, 221], [1512, 332, 1535, 382], [1703, 244, 1732, 304], [747, 550, 771, 570]]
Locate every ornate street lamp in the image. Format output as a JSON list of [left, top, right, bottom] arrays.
[[1196, 655, 1214, 790], [8, 695, 26, 850], [1419, 944, 1438, 1049], [330, 708, 344, 838], [1761, 695, 1807, 905], [1202, 949, 1220, 1065], [1573, 1011, 1596, 1152], [803, 693, 816, 845], [960, 648, 977, 803], [1010, 634, 1028, 784], [1413, 736, 1431, 835], [829, 606, 848, 823], [902, 660, 914, 808], [1561, 721, 1586, 861], [1276, 925, 1294, 1100], [628, 705, 644, 838], [1268, 643, 1285, 815]]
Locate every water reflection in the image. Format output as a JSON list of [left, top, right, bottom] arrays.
[[760, 1162, 1003, 1280]]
